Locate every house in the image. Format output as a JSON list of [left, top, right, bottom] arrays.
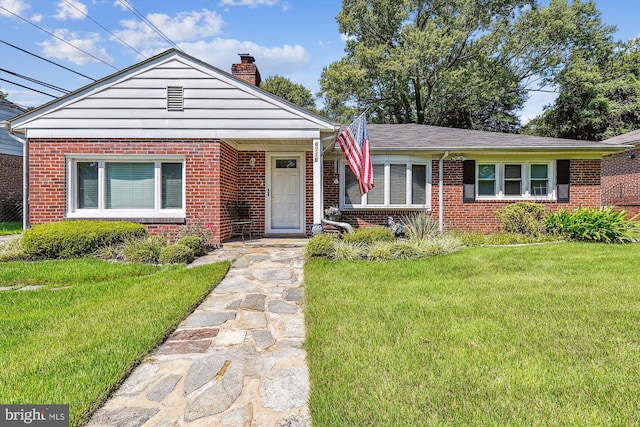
[[601, 129, 640, 214], [5, 49, 628, 242], [0, 97, 27, 222]]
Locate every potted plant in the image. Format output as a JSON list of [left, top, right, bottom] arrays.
[[324, 206, 341, 221]]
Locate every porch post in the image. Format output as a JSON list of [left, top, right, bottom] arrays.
[[313, 138, 323, 224]]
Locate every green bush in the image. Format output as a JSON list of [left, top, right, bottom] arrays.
[[306, 233, 336, 258], [496, 202, 546, 236], [342, 226, 394, 245], [159, 244, 195, 264], [123, 236, 167, 263], [176, 236, 206, 257], [545, 207, 640, 243], [367, 241, 394, 261], [456, 232, 562, 247], [333, 242, 366, 261], [22, 220, 147, 259], [401, 212, 439, 240], [0, 238, 26, 262]]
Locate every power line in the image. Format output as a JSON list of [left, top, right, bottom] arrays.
[[0, 39, 97, 82], [116, 0, 181, 51], [0, 78, 57, 98], [0, 5, 119, 71], [0, 68, 71, 93], [62, 0, 147, 58]]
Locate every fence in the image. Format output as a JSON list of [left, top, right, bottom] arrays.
[[0, 199, 23, 222]]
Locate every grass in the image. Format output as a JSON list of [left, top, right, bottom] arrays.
[[0, 221, 22, 235], [0, 258, 229, 426], [304, 243, 640, 426]]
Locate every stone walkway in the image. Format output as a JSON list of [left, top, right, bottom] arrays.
[[87, 239, 311, 427]]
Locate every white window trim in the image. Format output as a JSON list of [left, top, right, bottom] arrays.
[[340, 155, 432, 209], [476, 161, 555, 200], [66, 156, 186, 219]]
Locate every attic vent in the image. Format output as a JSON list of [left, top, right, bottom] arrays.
[[167, 86, 183, 111]]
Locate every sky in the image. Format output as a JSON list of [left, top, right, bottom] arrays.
[[0, 0, 638, 125]]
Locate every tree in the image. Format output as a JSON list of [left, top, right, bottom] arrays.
[[261, 75, 317, 112], [523, 39, 640, 140], [319, 0, 615, 132]]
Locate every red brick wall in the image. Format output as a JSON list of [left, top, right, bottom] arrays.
[[0, 153, 22, 201], [601, 148, 640, 211], [323, 159, 602, 233], [305, 151, 313, 234], [28, 138, 222, 243], [238, 151, 265, 238]]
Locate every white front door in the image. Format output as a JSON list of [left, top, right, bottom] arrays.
[[267, 154, 304, 234]]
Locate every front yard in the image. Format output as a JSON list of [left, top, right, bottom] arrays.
[[304, 242, 640, 425], [0, 259, 229, 426]]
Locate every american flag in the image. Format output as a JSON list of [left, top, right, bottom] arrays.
[[336, 113, 374, 194]]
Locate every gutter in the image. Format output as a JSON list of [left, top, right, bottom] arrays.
[[0, 121, 28, 231], [439, 151, 448, 234]]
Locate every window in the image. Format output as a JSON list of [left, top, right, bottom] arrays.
[[69, 159, 184, 217], [342, 157, 430, 208], [476, 162, 553, 199]]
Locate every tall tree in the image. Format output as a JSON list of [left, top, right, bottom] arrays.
[[261, 75, 317, 112], [319, 0, 614, 132], [523, 39, 640, 140]]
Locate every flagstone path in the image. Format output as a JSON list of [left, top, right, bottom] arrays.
[[87, 239, 311, 427]]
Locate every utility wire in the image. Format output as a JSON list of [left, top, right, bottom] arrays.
[[0, 40, 97, 82], [0, 78, 57, 98], [62, 0, 147, 58], [116, 0, 180, 51], [0, 68, 71, 93], [0, 5, 119, 71]]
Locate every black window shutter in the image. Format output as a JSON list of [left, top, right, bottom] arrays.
[[463, 160, 476, 202], [557, 160, 570, 202]]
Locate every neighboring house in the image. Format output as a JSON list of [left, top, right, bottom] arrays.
[[0, 97, 27, 221], [6, 49, 627, 242], [601, 129, 640, 214]]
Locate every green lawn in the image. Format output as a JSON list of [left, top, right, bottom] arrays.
[[0, 259, 229, 426], [0, 221, 22, 235], [304, 243, 640, 426]]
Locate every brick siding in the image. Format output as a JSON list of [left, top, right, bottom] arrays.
[[323, 159, 602, 233], [601, 148, 640, 213], [28, 138, 222, 243]]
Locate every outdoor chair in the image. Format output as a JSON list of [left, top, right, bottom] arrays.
[[227, 201, 253, 242]]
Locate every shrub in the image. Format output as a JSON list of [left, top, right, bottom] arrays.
[[496, 202, 546, 236], [306, 233, 336, 258], [176, 236, 206, 257], [22, 221, 147, 259], [123, 236, 167, 263], [402, 212, 439, 240], [342, 226, 394, 245], [545, 207, 640, 243], [367, 241, 394, 261], [389, 242, 423, 260], [333, 242, 366, 261], [177, 221, 216, 247], [0, 237, 26, 262], [456, 232, 562, 247], [159, 244, 195, 264]]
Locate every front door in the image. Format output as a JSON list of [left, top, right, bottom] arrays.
[[267, 154, 304, 234]]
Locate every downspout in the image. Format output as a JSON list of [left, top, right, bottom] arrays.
[[439, 151, 448, 234], [1, 121, 28, 231]]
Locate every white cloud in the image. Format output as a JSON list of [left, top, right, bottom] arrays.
[[39, 29, 114, 66], [54, 0, 88, 20], [0, 88, 49, 108], [0, 0, 29, 17], [113, 9, 225, 50], [218, 0, 279, 7], [173, 38, 310, 77], [112, 0, 127, 11], [31, 13, 41, 22]]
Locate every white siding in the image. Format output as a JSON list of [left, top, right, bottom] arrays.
[[0, 101, 25, 156], [14, 55, 336, 140]]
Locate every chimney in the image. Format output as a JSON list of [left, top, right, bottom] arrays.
[[231, 53, 261, 87]]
